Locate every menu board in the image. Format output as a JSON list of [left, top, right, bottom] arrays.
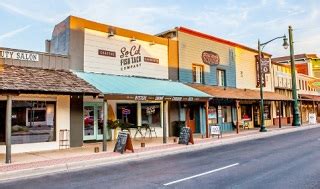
[[113, 131, 134, 154]]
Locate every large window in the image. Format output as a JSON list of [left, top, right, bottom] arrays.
[[192, 65, 203, 83], [263, 104, 271, 120], [217, 69, 226, 86], [141, 103, 161, 127], [116, 103, 137, 126], [241, 105, 252, 120], [222, 106, 232, 123], [11, 101, 56, 144]]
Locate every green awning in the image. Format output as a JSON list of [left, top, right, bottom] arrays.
[[75, 72, 212, 101]]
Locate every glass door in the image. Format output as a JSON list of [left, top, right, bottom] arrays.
[[83, 103, 104, 141]]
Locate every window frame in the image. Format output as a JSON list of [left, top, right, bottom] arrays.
[[192, 64, 204, 84], [217, 69, 226, 87]]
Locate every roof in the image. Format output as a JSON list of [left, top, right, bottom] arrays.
[[0, 64, 100, 95], [272, 54, 320, 62], [299, 94, 320, 101], [177, 27, 272, 56], [75, 72, 212, 99], [189, 84, 292, 101]]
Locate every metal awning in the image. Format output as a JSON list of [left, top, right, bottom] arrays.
[[75, 72, 212, 101]]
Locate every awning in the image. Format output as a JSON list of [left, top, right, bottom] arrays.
[[299, 94, 320, 102], [75, 72, 212, 101], [0, 64, 100, 95], [189, 84, 292, 101]]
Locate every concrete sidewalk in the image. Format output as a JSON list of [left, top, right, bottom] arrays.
[[0, 124, 318, 182]]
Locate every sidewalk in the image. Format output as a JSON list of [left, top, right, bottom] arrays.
[[0, 124, 318, 182]]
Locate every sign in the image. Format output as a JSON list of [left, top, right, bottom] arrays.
[[202, 51, 220, 65], [98, 49, 116, 57], [113, 131, 134, 154], [146, 106, 156, 114], [122, 108, 131, 115], [135, 96, 147, 101], [178, 127, 194, 145], [210, 125, 222, 138], [144, 57, 159, 64], [208, 108, 217, 119], [0, 50, 39, 61], [255, 55, 266, 87], [260, 58, 270, 73], [308, 113, 316, 124]]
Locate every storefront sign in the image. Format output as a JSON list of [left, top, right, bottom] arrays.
[[155, 96, 164, 101], [135, 96, 147, 101], [0, 50, 39, 61], [172, 97, 183, 101], [201, 51, 220, 65], [98, 49, 116, 57], [144, 57, 159, 64]]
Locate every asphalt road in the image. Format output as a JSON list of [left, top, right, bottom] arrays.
[[1, 127, 320, 189]]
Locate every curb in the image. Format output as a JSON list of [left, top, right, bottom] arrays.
[[0, 125, 318, 182]]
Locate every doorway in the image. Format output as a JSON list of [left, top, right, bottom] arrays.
[[186, 105, 200, 133], [83, 102, 104, 141]]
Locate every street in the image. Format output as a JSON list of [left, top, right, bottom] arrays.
[[1, 127, 320, 189]]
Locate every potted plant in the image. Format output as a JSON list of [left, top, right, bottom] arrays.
[[108, 120, 121, 140]]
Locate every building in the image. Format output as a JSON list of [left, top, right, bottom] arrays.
[[158, 27, 291, 132], [0, 47, 100, 155], [48, 16, 212, 142]]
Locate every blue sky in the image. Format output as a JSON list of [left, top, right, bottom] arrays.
[[0, 0, 319, 56]]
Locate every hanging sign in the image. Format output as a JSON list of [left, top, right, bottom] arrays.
[[202, 51, 220, 65], [255, 55, 267, 87], [0, 50, 39, 61]]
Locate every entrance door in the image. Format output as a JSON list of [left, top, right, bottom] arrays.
[[186, 108, 196, 133], [83, 103, 104, 141], [253, 104, 260, 127]]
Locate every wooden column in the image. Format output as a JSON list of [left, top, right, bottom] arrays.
[[236, 100, 240, 134], [163, 101, 168, 143], [102, 99, 108, 152], [278, 101, 281, 128], [299, 100, 303, 125], [205, 101, 209, 138], [313, 101, 316, 113], [6, 95, 12, 164]]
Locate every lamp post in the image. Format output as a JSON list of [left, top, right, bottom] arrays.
[[258, 35, 289, 132], [288, 25, 301, 126]]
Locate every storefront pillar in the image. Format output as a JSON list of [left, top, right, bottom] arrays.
[[299, 101, 303, 125], [163, 101, 168, 143], [205, 101, 209, 138], [6, 95, 12, 164], [236, 101, 240, 134], [102, 99, 108, 152], [313, 101, 316, 113], [137, 102, 142, 126], [278, 101, 282, 128]]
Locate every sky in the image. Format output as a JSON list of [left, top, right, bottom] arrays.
[[0, 0, 319, 57]]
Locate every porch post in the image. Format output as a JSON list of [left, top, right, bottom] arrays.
[[205, 100, 209, 138], [102, 99, 108, 152], [236, 100, 240, 134], [6, 95, 12, 164], [163, 101, 168, 143], [278, 101, 281, 128], [299, 100, 303, 125], [313, 101, 316, 113]]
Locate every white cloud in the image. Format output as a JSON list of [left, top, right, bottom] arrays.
[[0, 25, 31, 41]]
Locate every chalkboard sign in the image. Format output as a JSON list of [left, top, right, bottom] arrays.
[[178, 127, 194, 145], [113, 131, 134, 154], [210, 125, 222, 138]]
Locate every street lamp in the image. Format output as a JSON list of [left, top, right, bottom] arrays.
[[288, 25, 301, 126], [258, 35, 288, 132]]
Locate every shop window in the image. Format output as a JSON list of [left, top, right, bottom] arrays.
[[222, 106, 232, 122], [11, 101, 56, 144], [116, 103, 137, 126], [208, 107, 217, 125], [217, 69, 226, 86], [192, 64, 203, 83], [264, 105, 271, 120], [241, 105, 252, 120], [141, 103, 161, 127]]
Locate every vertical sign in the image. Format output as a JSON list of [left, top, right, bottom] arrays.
[[255, 55, 270, 87]]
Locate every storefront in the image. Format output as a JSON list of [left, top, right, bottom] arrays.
[[76, 72, 212, 142], [0, 64, 100, 163]]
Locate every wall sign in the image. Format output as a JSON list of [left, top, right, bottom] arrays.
[[0, 50, 39, 61], [98, 49, 116, 57], [202, 51, 220, 65]]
